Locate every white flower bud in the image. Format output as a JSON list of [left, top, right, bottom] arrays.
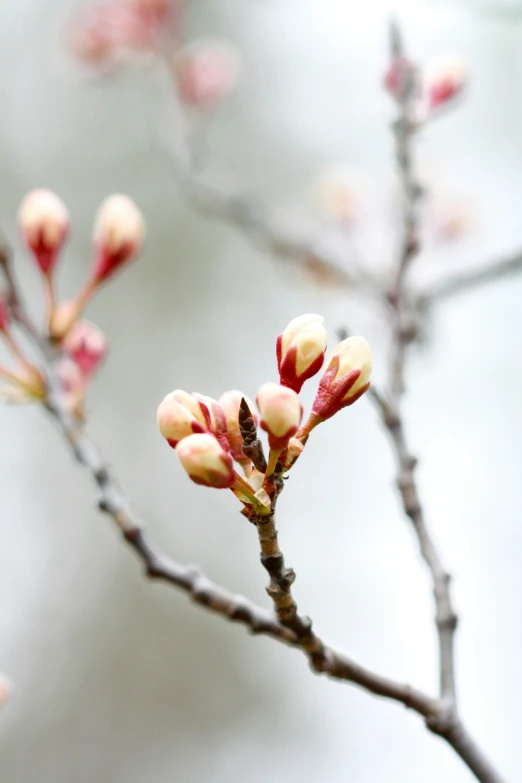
[[256, 382, 302, 449], [18, 189, 69, 275], [219, 389, 257, 461], [313, 336, 373, 420], [277, 314, 327, 392], [92, 194, 145, 282], [175, 432, 235, 488], [157, 390, 207, 447]]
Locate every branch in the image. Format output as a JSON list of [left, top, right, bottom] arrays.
[[384, 19, 460, 708], [417, 250, 522, 306]]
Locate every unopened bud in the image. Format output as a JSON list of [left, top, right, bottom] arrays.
[[0, 674, 13, 708], [219, 389, 257, 461], [91, 194, 145, 283], [175, 432, 235, 488], [18, 189, 69, 276], [384, 56, 416, 100], [63, 320, 108, 377], [192, 393, 229, 451], [425, 54, 467, 110], [277, 314, 327, 393], [157, 390, 207, 448], [48, 300, 81, 341], [256, 382, 302, 449], [312, 336, 373, 421], [173, 39, 239, 108]]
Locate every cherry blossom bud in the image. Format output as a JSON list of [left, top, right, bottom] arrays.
[[17, 189, 69, 276], [277, 314, 327, 393], [0, 674, 13, 708], [0, 295, 10, 332], [48, 300, 81, 341], [91, 195, 145, 283], [256, 382, 302, 449], [425, 55, 467, 110], [157, 390, 207, 448], [173, 39, 239, 108], [384, 56, 416, 100], [191, 393, 229, 451], [312, 336, 373, 421], [175, 432, 235, 488], [219, 389, 257, 461], [63, 320, 108, 377]]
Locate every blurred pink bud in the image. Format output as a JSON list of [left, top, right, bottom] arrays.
[[0, 674, 13, 708], [316, 167, 370, 224], [384, 56, 416, 100], [175, 432, 235, 488], [277, 314, 327, 393], [63, 320, 109, 377], [219, 389, 257, 461], [157, 390, 207, 448], [18, 189, 69, 276], [71, 0, 178, 67], [256, 382, 302, 450], [49, 300, 81, 341], [91, 195, 145, 283], [312, 336, 372, 421], [425, 55, 467, 110], [0, 295, 10, 332], [173, 39, 239, 108]]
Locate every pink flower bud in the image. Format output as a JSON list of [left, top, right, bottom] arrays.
[[384, 56, 416, 100], [173, 39, 239, 108], [17, 189, 69, 276], [0, 674, 13, 708], [157, 390, 207, 447], [91, 194, 145, 283], [312, 336, 373, 421], [175, 432, 235, 488], [277, 314, 327, 393], [256, 382, 302, 450], [425, 55, 467, 110], [191, 393, 230, 451], [219, 389, 257, 461], [63, 320, 108, 377], [0, 294, 10, 332]]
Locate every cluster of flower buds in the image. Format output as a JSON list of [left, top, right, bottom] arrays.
[[70, 0, 181, 69], [4, 188, 145, 410], [384, 51, 467, 121], [157, 314, 373, 516]]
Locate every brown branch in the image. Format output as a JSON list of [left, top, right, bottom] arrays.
[[417, 250, 522, 306], [385, 19, 459, 707], [253, 507, 328, 669]]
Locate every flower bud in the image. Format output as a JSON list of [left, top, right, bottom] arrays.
[[219, 389, 257, 461], [0, 674, 13, 708], [192, 393, 229, 451], [312, 336, 372, 421], [63, 320, 108, 377], [157, 390, 207, 448], [277, 314, 327, 393], [425, 55, 467, 110], [48, 300, 81, 341], [384, 56, 416, 100], [175, 432, 235, 488], [0, 294, 10, 332], [256, 382, 302, 449], [17, 189, 69, 276], [91, 194, 145, 283], [173, 39, 239, 108]]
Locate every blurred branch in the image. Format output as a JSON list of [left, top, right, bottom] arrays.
[[418, 250, 522, 306], [365, 24, 505, 783]]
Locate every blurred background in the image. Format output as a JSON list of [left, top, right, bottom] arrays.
[[0, 0, 521, 780]]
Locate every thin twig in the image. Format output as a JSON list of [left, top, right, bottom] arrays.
[[417, 250, 522, 306]]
